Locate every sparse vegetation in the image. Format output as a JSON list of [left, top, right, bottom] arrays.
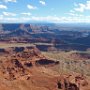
[[42, 51, 90, 76]]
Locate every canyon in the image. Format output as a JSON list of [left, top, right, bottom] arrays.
[[0, 45, 90, 90]]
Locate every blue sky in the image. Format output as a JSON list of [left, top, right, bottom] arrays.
[[0, 0, 90, 23]]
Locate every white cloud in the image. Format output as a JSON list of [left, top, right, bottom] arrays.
[[66, 11, 83, 17], [86, 1, 90, 9], [70, 10, 75, 13], [19, 16, 90, 23], [0, 4, 7, 9], [74, 3, 85, 12], [39, 0, 46, 5], [0, 15, 4, 22], [0, 15, 3, 19], [21, 12, 31, 16], [66, 12, 76, 16], [74, 1, 90, 12], [4, 0, 17, 3], [32, 16, 90, 23], [1, 15, 90, 23], [3, 12, 16, 16], [27, 4, 37, 10]]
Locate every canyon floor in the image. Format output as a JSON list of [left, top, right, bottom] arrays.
[[0, 43, 90, 90]]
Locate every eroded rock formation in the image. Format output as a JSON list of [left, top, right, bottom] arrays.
[[0, 46, 89, 90]]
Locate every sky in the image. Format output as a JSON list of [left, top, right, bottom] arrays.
[[0, 0, 90, 23]]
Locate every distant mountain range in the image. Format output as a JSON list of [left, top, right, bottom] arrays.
[[0, 23, 90, 51]]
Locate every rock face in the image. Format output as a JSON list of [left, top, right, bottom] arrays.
[[0, 46, 59, 80], [0, 46, 90, 90]]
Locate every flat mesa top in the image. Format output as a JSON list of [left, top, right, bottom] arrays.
[[0, 43, 35, 48]]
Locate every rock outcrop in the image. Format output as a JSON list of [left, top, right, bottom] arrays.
[[0, 46, 90, 90], [0, 46, 59, 80]]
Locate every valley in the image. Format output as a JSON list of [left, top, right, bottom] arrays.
[[0, 23, 90, 90], [0, 45, 90, 90]]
